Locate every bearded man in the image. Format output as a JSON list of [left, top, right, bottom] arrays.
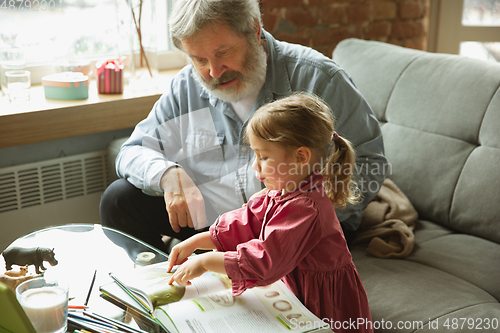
[[100, 0, 387, 252]]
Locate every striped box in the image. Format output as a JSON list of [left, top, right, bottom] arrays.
[[96, 60, 124, 94]]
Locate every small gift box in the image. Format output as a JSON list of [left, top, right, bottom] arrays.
[[96, 59, 124, 94]]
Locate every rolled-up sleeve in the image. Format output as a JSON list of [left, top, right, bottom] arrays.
[[222, 198, 323, 296], [116, 77, 182, 195], [209, 198, 265, 252]]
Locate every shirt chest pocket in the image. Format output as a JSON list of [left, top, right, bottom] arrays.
[[183, 131, 226, 180], [186, 130, 223, 153]]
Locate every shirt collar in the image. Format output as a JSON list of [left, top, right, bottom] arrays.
[[261, 29, 292, 98]]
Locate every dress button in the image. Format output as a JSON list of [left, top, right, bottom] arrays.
[[238, 178, 244, 184], [241, 147, 247, 152]]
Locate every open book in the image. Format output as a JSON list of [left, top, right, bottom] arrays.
[[99, 261, 332, 333]]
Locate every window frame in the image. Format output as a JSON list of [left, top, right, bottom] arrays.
[[1, 0, 188, 85], [430, 0, 500, 56]]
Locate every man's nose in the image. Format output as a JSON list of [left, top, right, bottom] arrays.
[[209, 59, 226, 79]]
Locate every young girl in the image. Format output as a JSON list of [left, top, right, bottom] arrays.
[[167, 93, 373, 333]]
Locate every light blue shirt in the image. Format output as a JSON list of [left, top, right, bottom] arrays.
[[116, 30, 387, 231]]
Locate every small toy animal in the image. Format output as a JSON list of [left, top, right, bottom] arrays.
[[4, 264, 28, 277], [2, 247, 58, 275]]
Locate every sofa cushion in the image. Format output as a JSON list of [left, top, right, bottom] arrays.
[[407, 225, 500, 301], [333, 37, 500, 333], [331, 39, 422, 122], [480, 89, 500, 149], [381, 124, 475, 226], [385, 54, 498, 142], [354, 255, 500, 332], [451, 146, 500, 243], [333, 38, 500, 244], [351, 219, 500, 332]]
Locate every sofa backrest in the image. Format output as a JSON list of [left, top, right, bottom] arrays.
[[333, 38, 500, 244]]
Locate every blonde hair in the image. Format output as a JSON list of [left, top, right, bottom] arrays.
[[246, 93, 361, 208]]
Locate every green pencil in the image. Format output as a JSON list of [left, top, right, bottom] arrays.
[[108, 273, 152, 315], [107, 273, 171, 333]]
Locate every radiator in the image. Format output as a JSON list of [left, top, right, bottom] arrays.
[[0, 150, 109, 251]]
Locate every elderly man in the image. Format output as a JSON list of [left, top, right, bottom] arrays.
[[100, 0, 387, 253]]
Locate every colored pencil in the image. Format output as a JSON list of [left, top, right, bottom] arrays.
[[85, 270, 97, 306]]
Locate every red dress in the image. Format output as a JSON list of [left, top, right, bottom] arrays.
[[209, 172, 373, 333]]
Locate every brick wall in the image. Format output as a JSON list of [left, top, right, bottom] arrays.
[[260, 0, 430, 57]]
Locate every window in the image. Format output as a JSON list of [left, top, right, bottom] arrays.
[[0, 0, 186, 84], [432, 0, 500, 63]]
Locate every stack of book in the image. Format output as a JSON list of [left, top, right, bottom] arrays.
[[68, 311, 149, 333], [96, 261, 332, 333]]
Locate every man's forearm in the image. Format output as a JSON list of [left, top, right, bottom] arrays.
[[116, 145, 176, 193]]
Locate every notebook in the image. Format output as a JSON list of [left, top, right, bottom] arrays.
[[0, 282, 36, 333]]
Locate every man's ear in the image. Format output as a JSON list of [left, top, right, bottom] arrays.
[[295, 146, 311, 165], [255, 20, 261, 40]]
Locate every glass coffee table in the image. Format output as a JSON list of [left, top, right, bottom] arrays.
[[2, 223, 170, 332]]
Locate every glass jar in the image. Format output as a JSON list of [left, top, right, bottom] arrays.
[[0, 35, 26, 97]]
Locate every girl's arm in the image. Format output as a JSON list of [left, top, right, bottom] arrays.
[[198, 251, 226, 273], [167, 231, 216, 272], [168, 251, 226, 286]]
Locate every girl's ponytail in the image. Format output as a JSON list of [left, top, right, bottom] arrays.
[[321, 132, 361, 208]]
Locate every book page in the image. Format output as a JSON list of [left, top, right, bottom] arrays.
[[110, 262, 231, 308], [153, 281, 331, 333], [99, 281, 153, 315]]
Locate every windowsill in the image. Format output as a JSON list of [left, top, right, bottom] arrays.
[[0, 69, 181, 148]]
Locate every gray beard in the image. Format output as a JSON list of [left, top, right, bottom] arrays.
[[191, 38, 268, 103]]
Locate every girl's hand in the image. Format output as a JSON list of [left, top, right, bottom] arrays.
[[168, 252, 226, 286], [168, 255, 207, 286], [167, 240, 197, 273], [167, 232, 217, 273]]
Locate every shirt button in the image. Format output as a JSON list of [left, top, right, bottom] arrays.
[[238, 178, 244, 184], [241, 147, 247, 152]]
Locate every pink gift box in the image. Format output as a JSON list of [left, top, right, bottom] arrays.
[[96, 60, 124, 94]]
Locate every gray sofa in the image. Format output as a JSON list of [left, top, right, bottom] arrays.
[[333, 39, 500, 332]]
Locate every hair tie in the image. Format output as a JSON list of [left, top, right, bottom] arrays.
[[332, 131, 339, 142]]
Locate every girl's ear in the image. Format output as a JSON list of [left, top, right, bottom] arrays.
[[295, 146, 311, 165]]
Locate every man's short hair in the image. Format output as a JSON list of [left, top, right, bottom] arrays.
[[170, 0, 262, 51]]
